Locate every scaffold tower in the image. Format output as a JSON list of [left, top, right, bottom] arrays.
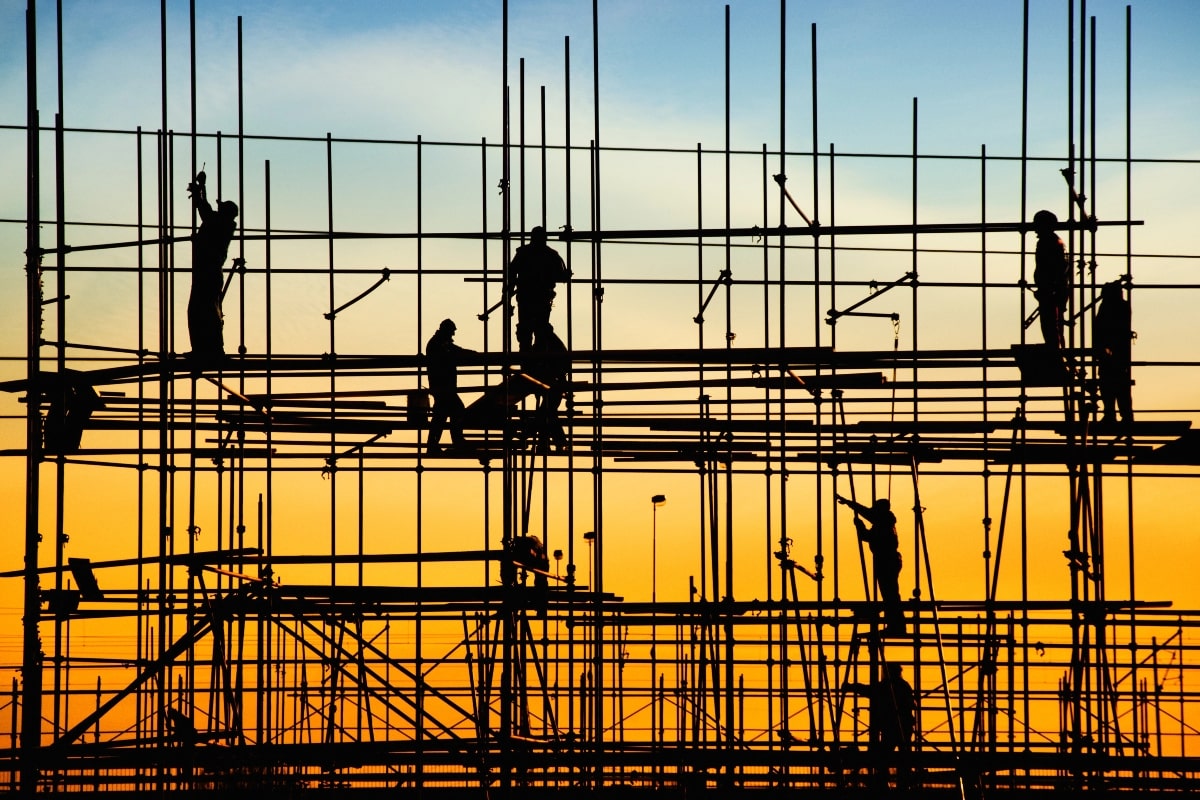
[[2, 1, 1200, 798]]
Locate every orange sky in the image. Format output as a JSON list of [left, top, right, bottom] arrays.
[[2, 0, 1199, 761]]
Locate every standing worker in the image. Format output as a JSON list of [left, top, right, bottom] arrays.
[[509, 226, 570, 351], [425, 319, 475, 455], [1093, 281, 1134, 424], [187, 170, 238, 371], [837, 495, 905, 635], [845, 661, 916, 785], [1032, 209, 1070, 350]]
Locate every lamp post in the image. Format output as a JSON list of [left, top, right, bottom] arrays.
[[582, 531, 597, 692], [583, 531, 595, 589], [651, 495, 666, 604], [552, 548, 564, 723], [650, 494, 666, 756]]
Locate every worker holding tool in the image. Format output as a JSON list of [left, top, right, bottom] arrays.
[[837, 494, 905, 635], [187, 170, 238, 371]]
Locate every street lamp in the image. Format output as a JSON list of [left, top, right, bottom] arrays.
[[583, 531, 596, 589], [651, 495, 666, 604], [650, 494, 666, 754]]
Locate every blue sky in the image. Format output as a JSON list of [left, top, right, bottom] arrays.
[[3, 1, 1197, 151], [2, 0, 1195, 349]]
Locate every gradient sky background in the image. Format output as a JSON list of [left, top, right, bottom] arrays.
[[1, 0, 1199, 689]]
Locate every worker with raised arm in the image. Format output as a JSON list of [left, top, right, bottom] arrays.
[[187, 170, 238, 371], [837, 494, 905, 634]]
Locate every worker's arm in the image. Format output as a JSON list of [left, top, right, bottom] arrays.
[[836, 494, 870, 518], [193, 189, 215, 222], [853, 517, 869, 542], [188, 173, 214, 222]]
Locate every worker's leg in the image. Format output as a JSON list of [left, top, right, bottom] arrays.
[[446, 394, 468, 447]]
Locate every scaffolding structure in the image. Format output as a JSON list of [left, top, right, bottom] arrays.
[[4, 1, 1200, 797]]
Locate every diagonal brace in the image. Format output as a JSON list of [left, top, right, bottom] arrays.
[[827, 271, 915, 322], [324, 268, 391, 320], [694, 269, 731, 324], [772, 174, 816, 227]]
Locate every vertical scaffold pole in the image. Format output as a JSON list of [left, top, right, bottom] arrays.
[[1018, 0, 1033, 758], [810, 22, 829, 746], [1123, 7, 1139, 760], [21, 1, 43, 794], [775, 0, 790, 754], [589, 0, 605, 774], [561, 32, 579, 745], [722, 6, 735, 769], [415, 130, 427, 782], [1064, 0, 1087, 762], [50, 0, 69, 747], [498, 0, 512, 774], [759, 140, 776, 746], [154, 0, 172, 772]]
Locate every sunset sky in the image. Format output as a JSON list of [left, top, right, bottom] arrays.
[[0, 0, 1199, 727]]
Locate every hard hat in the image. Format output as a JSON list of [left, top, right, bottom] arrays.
[[1032, 209, 1057, 229]]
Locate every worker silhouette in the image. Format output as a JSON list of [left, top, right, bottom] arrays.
[[837, 495, 904, 634], [187, 171, 238, 371], [166, 707, 200, 746], [1032, 209, 1070, 349], [42, 372, 103, 455], [509, 226, 569, 351], [845, 661, 916, 785], [425, 319, 474, 455], [526, 325, 570, 454], [504, 534, 551, 617], [1093, 281, 1133, 424]]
